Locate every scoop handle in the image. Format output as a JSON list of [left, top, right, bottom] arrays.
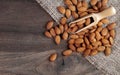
[[96, 6, 116, 21]]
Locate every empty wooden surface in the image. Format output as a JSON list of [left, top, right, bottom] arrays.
[[0, 0, 104, 75]]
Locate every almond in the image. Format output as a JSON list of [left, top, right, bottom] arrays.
[[97, 22, 103, 26], [68, 39, 75, 44], [70, 34, 79, 39], [71, 26, 78, 33], [90, 50, 98, 56], [77, 1, 82, 8], [71, 0, 77, 5], [77, 47, 85, 53], [84, 37, 90, 46], [75, 38, 84, 44], [79, 12, 88, 17], [64, 24, 68, 31], [55, 35, 61, 45], [107, 23, 116, 30], [59, 24, 64, 33], [63, 49, 72, 56], [105, 33, 110, 39], [75, 43, 80, 48], [76, 20, 86, 25], [83, 49, 91, 57], [101, 28, 108, 36], [62, 31, 68, 40], [72, 11, 79, 19], [104, 47, 111, 56], [55, 26, 61, 35], [46, 21, 54, 30], [85, 18, 91, 25], [101, 18, 109, 24], [97, 46, 105, 51], [95, 31, 102, 41], [65, 9, 71, 18], [69, 44, 76, 51], [78, 7, 87, 12], [70, 23, 76, 28], [68, 5, 76, 11], [49, 53, 57, 62], [109, 37, 114, 45], [90, 0, 98, 6], [89, 33, 95, 41], [87, 45, 93, 49], [50, 28, 56, 37], [97, 1, 102, 8], [57, 6, 66, 14], [87, 9, 98, 13], [64, 0, 73, 6], [110, 29, 115, 38], [60, 17, 67, 25], [44, 31, 52, 38], [93, 5, 98, 10], [82, 0, 88, 8], [101, 0, 108, 6], [96, 26, 103, 32], [102, 39, 109, 45]]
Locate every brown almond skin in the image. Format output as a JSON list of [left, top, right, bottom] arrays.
[[71, 0, 77, 5], [64, 24, 68, 31], [60, 17, 67, 25], [89, 33, 95, 41], [69, 44, 76, 51], [68, 39, 75, 44], [83, 49, 91, 57], [90, 50, 98, 56], [46, 21, 54, 30], [101, 18, 109, 24], [65, 9, 71, 18], [70, 34, 79, 39], [55, 35, 61, 45], [82, 0, 88, 8], [101, 39, 109, 45], [49, 53, 57, 62], [44, 31, 52, 38], [55, 26, 61, 35], [78, 7, 87, 12], [102, 0, 108, 6], [90, 0, 98, 6], [93, 5, 98, 10], [96, 26, 103, 32], [57, 6, 66, 14], [77, 20, 86, 25], [68, 5, 76, 11], [109, 37, 114, 45], [97, 46, 105, 51], [64, 0, 73, 6], [84, 37, 90, 46], [77, 1, 82, 8], [59, 24, 64, 33], [95, 31, 102, 41], [110, 29, 115, 38], [70, 23, 76, 28], [97, 1, 102, 8], [85, 18, 91, 26], [50, 28, 56, 37], [79, 12, 88, 17], [101, 28, 108, 36], [97, 22, 103, 27], [75, 38, 84, 44], [71, 26, 78, 33], [63, 49, 72, 56], [72, 11, 79, 19], [77, 47, 85, 53], [107, 23, 116, 30], [105, 47, 111, 56], [62, 32, 68, 40]]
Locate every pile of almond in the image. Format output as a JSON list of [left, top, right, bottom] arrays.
[[44, 0, 116, 62]]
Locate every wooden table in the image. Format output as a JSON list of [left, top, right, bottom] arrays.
[[0, 0, 103, 75]]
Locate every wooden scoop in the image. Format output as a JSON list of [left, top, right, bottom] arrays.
[[69, 6, 116, 33]]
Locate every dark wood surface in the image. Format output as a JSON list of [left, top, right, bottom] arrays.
[[0, 0, 104, 75]]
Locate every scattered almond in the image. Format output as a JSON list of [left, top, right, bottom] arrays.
[[69, 44, 76, 51], [71, 0, 77, 5], [60, 17, 67, 25], [70, 34, 79, 39], [50, 28, 56, 37], [90, 0, 98, 6], [77, 47, 85, 53], [65, 9, 71, 18], [63, 49, 72, 56], [46, 21, 54, 30], [101, 28, 108, 36], [78, 7, 87, 12], [97, 46, 105, 51], [55, 26, 61, 35], [55, 35, 61, 45], [110, 29, 115, 38], [90, 50, 98, 56], [44, 31, 52, 38], [105, 47, 111, 56], [49, 53, 57, 62], [62, 31, 69, 40], [57, 6, 66, 14], [68, 5, 76, 11], [107, 23, 116, 30], [83, 49, 91, 57]]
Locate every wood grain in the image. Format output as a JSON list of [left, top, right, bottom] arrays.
[[0, 0, 104, 75]]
